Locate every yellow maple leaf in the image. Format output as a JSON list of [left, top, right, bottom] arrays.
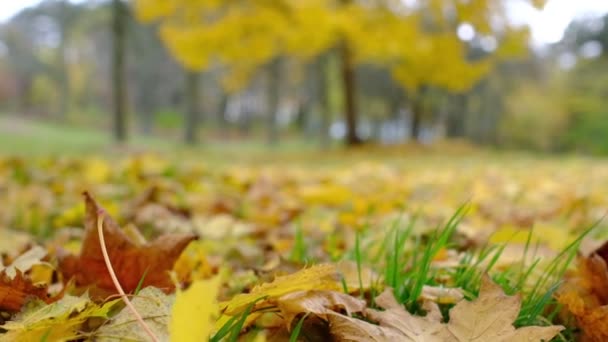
[[220, 264, 341, 316]]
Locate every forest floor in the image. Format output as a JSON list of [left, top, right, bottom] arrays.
[[1, 117, 608, 341]]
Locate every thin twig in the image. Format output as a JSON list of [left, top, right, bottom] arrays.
[[97, 210, 160, 342]]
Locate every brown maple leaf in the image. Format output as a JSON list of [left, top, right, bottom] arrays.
[[0, 270, 50, 312], [329, 276, 564, 342], [58, 192, 197, 295]]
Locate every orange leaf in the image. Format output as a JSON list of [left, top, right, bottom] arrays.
[[0, 271, 50, 312], [558, 250, 608, 341], [59, 192, 197, 295]]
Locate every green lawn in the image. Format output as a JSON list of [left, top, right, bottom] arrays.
[[0, 115, 323, 159]]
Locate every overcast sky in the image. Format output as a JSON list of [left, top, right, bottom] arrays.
[[1, 0, 608, 45]]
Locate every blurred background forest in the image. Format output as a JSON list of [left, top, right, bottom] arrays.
[[0, 0, 607, 153]]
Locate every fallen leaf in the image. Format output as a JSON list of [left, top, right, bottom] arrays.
[[329, 276, 564, 342], [276, 290, 366, 328], [170, 276, 221, 342], [0, 271, 50, 312], [557, 254, 608, 341], [220, 264, 341, 316], [96, 287, 173, 341], [1, 293, 118, 341], [329, 289, 449, 341], [446, 276, 562, 341], [558, 290, 608, 342], [0, 245, 47, 280], [59, 192, 197, 295]]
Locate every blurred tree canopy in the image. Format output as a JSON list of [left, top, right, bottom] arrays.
[[133, 0, 544, 144], [3, 0, 608, 154]]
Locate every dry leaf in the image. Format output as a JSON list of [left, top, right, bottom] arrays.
[[0, 246, 47, 280], [329, 276, 564, 342], [277, 290, 366, 328], [446, 277, 562, 341], [329, 288, 449, 341], [1, 293, 118, 341], [220, 264, 341, 315], [558, 290, 608, 342], [557, 254, 608, 341], [96, 287, 173, 341], [0, 271, 50, 312], [59, 192, 197, 295]]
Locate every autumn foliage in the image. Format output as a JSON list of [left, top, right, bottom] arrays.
[[59, 192, 196, 296], [0, 153, 607, 341]]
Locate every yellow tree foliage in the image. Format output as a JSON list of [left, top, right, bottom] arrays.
[[133, 0, 546, 94]]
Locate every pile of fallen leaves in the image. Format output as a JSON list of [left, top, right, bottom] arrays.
[[2, 153, 608, 341]]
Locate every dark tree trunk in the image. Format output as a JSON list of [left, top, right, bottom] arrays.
[[112, 0, 127, 142], [184, 71, 200, 145], [267, 59, 280, 145], [294, 102, 307, 132], [58, 38, 70, 120], [318, 55, 331, 148], [216, 93, 229, 137], [340, 41, 361, 146], [239, 94, 252, 136], [411, 99, 423, 142]]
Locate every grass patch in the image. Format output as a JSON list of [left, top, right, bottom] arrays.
[[338, 205, 595, 333]]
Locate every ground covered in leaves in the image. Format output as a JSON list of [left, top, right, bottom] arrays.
[[2, 151, 608, 341]]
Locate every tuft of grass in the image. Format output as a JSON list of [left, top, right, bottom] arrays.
[[398, 204, 468, 313], [514, 222, 596, 327], [289, 222, 310, 263], [383, 215, 414, 292], [337, 204, 597, 336]]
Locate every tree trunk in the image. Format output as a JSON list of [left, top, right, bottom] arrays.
[[267, 59, 280, 145], [318, 55, 331, 148], [217, 93, 229, 138], [299, 63, 316, 138], [411, 98, 423, 142], [112, 0, 127, 142], [339, 41, 360, 146], [184, 71, 200, 145], [238, 94, 252, 136], [58, 37, 70, 120]]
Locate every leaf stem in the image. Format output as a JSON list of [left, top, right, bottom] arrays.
[[97, 210, 159, 342]]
